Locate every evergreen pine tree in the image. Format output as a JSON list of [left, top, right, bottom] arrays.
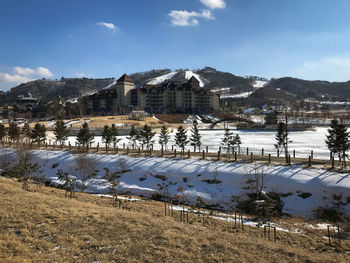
[[101, 125, 112, 150], [54, 120, 69, 145], [30, 123, 46, 146], [76, 122, 94, 148], [22, 123, 31, 140], [275, 122, 288, 156], [221, 128, 233, 153], [175, 125, 189, 150], [139, 124, 155, 149], [158, 126, 170, 150], [326, 119, 350, 167], [8, 122, 20, 142], [232, 134, 242, 153], [0, 123, 6, 141], [190, 120, 201, 151], [110, 124, 121, 148], [127, 125, 139, 148]]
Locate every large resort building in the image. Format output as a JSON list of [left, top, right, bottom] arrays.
[[84, 74, 219, 115]]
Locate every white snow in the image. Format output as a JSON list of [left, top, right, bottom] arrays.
[[1, 148, 349, 218], [147, 72, 177, 85], [252, 80, 268, 88], [102, 80, 117, 90], [185, 71, 205, 87], [63, 127, 333, 160], [220, 91, 253, 99]]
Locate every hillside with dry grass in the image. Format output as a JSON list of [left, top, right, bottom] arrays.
[[0, 177, 349, 263]]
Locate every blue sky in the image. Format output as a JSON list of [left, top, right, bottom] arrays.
[[1, 0, 350, 90]]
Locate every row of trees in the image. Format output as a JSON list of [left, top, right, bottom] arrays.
[[0, 122, 47, 146]]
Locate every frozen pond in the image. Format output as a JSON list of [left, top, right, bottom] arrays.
[[46, 127, 331, 160]]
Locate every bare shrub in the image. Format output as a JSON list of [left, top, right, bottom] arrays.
[[70, 153, 97, 192]]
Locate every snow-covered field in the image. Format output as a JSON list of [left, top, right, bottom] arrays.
[[57, 127, 331, 160], [1, 148, 349, 218]]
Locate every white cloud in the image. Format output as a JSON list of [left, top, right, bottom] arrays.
[[169, 9, 214, 27], [200, 0, 226, 9], [13, 66, 53, 77], [0, 73, 33, 84], [36, 67, 53, 77], [96, 22, 120, 32], [293, 57, 350, 82], [0, 66, 54, 89]]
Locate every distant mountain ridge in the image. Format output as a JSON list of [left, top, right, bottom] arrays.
[[2, 67, 350, 105]]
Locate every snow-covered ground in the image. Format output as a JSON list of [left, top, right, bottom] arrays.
[[252, 80, 268, 88], [1, 148, 349, 218], [147, 72, 177, 85], [185, 70, 205, 87], [57, 127, 331, 160], [220, 91, 254, 99]]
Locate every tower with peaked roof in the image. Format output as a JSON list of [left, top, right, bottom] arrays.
[[116, 73, 134, 114]]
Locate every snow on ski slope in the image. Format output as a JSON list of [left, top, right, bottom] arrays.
[[102, 80, 117, 90], [185, 71, 205, 87], [220, 91, 254, 99], [147, 71, 177, 85], [252, 80, 268, 88], [1, 148, 349, 217]]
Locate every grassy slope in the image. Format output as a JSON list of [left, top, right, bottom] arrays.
[[0, 177, 349, 263]]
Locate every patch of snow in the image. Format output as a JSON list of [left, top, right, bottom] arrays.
[[147, 72, 177, 85], [183, 115, 203, 124], [185, 71, 205, 87], [252, 80, 267, 88], [102, 80, 117, 90], [220, 91, 253, 99]]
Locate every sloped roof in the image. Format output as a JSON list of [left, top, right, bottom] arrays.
[[188, 76, 200, 84], [117, 74, 134, 83]]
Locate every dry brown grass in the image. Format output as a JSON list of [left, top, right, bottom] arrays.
[[0, 177, 349, 263]]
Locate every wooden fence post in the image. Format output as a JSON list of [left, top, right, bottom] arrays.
[[188, 149, 190, 158], [172, 145, 174, 151], [288, 154, 291, 165], [311, 150, 314, 159], [217, 151, 221, 160], [161, 146, 164, 156], [250, 152, 253, 162], [174, 149, 177, 157], [206, 145, 208, 153], [97, 142, 99, 152], [327, 225, 331, 245], [308, 156, 311, 167], [235, 152, 237, 162], [268, 154, 271, 164], [262, 148, 264, 156], [293, 149, 295, 159], [202, 150, 205, 159], [246, 147, 249, 155]]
